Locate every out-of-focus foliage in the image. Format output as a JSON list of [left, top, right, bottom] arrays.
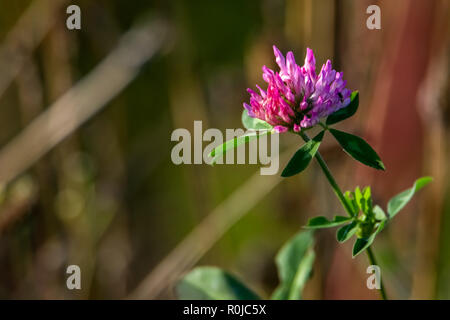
[[177, 266, 261, 300]]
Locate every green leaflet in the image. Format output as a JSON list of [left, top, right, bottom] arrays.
[[281, 131, 325, 177], [305, 215, 352, 229], [208, 130, 270, 165], [387, 176, 433, 219], [330, 128, 385, 170], [352, 221, 386, 257]]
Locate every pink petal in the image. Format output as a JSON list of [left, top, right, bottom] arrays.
[[273, 125, 288, 133]]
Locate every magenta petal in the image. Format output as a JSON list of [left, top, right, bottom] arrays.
[[273, 45, 286, 72], [243, 103, 255, 117], [255, 84, 266, 98], [286, 51, 297, 76], [273, 125, 288, 133], [300, 101, 309, 111], [304, 48, 316, 73], [243, 45, 352, 132]]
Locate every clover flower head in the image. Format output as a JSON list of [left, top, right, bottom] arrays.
[[244, 46, 351, 133]]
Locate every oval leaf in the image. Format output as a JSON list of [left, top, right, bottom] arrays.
[[281, 131, 325, 177], [337, 221, 358, 243], [329, 129, 385, 170], [326, 91, 359, 125], [208, 130, 270, 165], [176, 266, 260, 300], [272, 231, 315, 300], [387, 176, 433, 219], [242, 109, 273, 130], [305, 215, 352, 229]]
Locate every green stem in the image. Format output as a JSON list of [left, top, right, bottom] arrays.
[[298, 131, 353, 216], [299, 130, 388, 300], [366, 247, 388, 300]]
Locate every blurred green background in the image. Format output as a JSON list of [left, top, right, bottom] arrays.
[[0, 0, 448, 299]]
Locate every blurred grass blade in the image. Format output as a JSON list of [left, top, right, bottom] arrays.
[[0, 18, 168, 185], [373, 205, 387, 221]]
